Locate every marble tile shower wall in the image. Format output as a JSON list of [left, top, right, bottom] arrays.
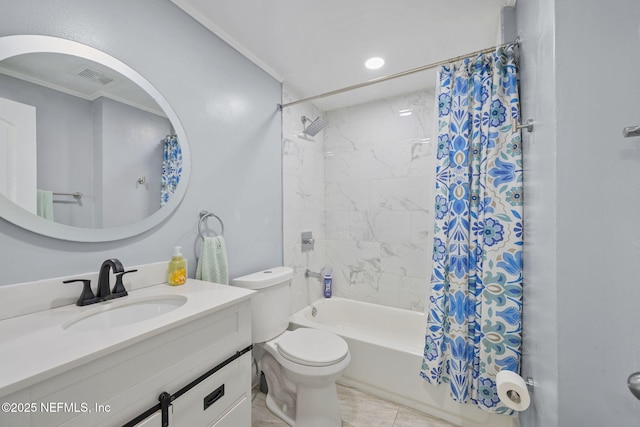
[[282, 86, 437, 314], [324, 90, 437, 312], [282, 85, 327, 313]]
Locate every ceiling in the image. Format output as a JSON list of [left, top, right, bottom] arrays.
[[172, 0, 515, 111], [0, 53, 164, 116]]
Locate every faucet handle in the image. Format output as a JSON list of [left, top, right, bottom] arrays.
[[63, 279, 97, 306], [112, 269, 138, 298]]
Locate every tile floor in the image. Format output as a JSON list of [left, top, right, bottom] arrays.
[[251, 384, 456, 427]]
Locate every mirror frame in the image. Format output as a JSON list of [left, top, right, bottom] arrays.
[[0, 35, 191, 242]]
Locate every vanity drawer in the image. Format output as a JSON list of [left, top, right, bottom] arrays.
[[167, 351, 251, 427], [131, 394, 250, 427], [210, 396, 250, 427]]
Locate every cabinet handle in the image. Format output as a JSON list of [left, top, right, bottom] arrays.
[[159, 392, 172, 427], [203, 384, 225, 410]]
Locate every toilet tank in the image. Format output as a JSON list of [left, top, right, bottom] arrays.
[[231, 267, 294, 343]]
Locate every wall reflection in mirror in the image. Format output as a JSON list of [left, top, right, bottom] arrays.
[[0, 52, 182, 229]]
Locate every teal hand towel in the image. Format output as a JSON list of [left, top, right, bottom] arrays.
[[36, 189, 54, 221], [196, 236, 229, 284]]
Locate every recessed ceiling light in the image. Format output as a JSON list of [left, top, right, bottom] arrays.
[[398, 109, 413, 117], [365, 57, 385, 70]]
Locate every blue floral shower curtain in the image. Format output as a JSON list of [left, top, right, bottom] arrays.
[[161, 135, 182, 206], [420, 44, 523, 415]]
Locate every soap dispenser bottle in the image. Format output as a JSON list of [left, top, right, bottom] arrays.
[[168, 246, 187, 286]]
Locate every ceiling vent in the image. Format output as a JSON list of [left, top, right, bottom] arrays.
[[76, 68, 115, 85]]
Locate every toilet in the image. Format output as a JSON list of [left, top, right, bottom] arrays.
[[232, 267, 350, 427]]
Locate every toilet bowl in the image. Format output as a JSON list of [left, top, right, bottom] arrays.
[[231, 267, 350, 427], [260, 328, 350, 426]]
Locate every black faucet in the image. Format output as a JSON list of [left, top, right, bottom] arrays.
[[96, 258, 125, 300], [64, 258, 137, 306]]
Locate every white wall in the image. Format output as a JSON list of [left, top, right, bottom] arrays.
[[516, 0, 559, 425], [324, 89, 436, 311], [554, 0, 640, 424], [282, 84, 327, 313], [0, 0, 282, 286], [517, 0, 640, 425], [97, 97, 167, 229]]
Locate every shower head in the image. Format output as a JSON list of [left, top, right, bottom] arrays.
[[301, 116, 328, 137]]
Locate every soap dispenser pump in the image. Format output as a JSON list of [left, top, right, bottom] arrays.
[[168, 246, 187, 286]]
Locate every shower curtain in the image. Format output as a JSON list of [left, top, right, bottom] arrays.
[[420, 44, 523, 415], [161, 135, 182, 206]]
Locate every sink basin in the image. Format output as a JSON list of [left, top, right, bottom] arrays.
[[62, 295, 188, 332]]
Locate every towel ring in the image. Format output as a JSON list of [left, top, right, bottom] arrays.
[[198, 210, 224, 238]]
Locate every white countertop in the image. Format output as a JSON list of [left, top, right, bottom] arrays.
[[0, 279, 254, 398]]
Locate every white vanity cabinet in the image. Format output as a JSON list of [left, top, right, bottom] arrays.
[[137, 351, 252, 427], [0, 280, 254, 427]]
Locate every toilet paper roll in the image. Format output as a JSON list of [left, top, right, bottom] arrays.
[[496, 370, 530, 411]]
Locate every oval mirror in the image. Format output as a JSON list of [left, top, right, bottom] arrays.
[[0, 35, 190, 242]]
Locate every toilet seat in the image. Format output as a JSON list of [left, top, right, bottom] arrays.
[[276, 328, 348, 367]]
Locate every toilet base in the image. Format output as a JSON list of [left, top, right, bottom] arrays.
[[265, 392, 296, 426], [261, 352, 345, 427], [263, 378, 342, 427]]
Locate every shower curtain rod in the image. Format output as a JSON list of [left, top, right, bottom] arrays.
[[277, 38, 519, 110]]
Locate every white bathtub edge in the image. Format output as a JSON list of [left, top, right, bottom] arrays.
[[289, 298, 519, 427]]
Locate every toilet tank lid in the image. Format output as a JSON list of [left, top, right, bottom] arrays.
[[231, 267, 293, 290]]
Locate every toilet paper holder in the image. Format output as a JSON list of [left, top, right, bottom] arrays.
[[506, 377, 535, 403], [524, 377, 535, 391]]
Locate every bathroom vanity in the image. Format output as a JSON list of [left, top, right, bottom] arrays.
[[0, 268, 254, 427]]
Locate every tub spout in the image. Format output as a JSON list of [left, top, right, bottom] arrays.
[[305, 269, 322, 281]]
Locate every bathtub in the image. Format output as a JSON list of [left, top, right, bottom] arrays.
[[289, 297, 517, 427]]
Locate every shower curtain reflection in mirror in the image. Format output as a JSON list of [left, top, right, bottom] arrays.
[[161, 134, 182, 206]]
